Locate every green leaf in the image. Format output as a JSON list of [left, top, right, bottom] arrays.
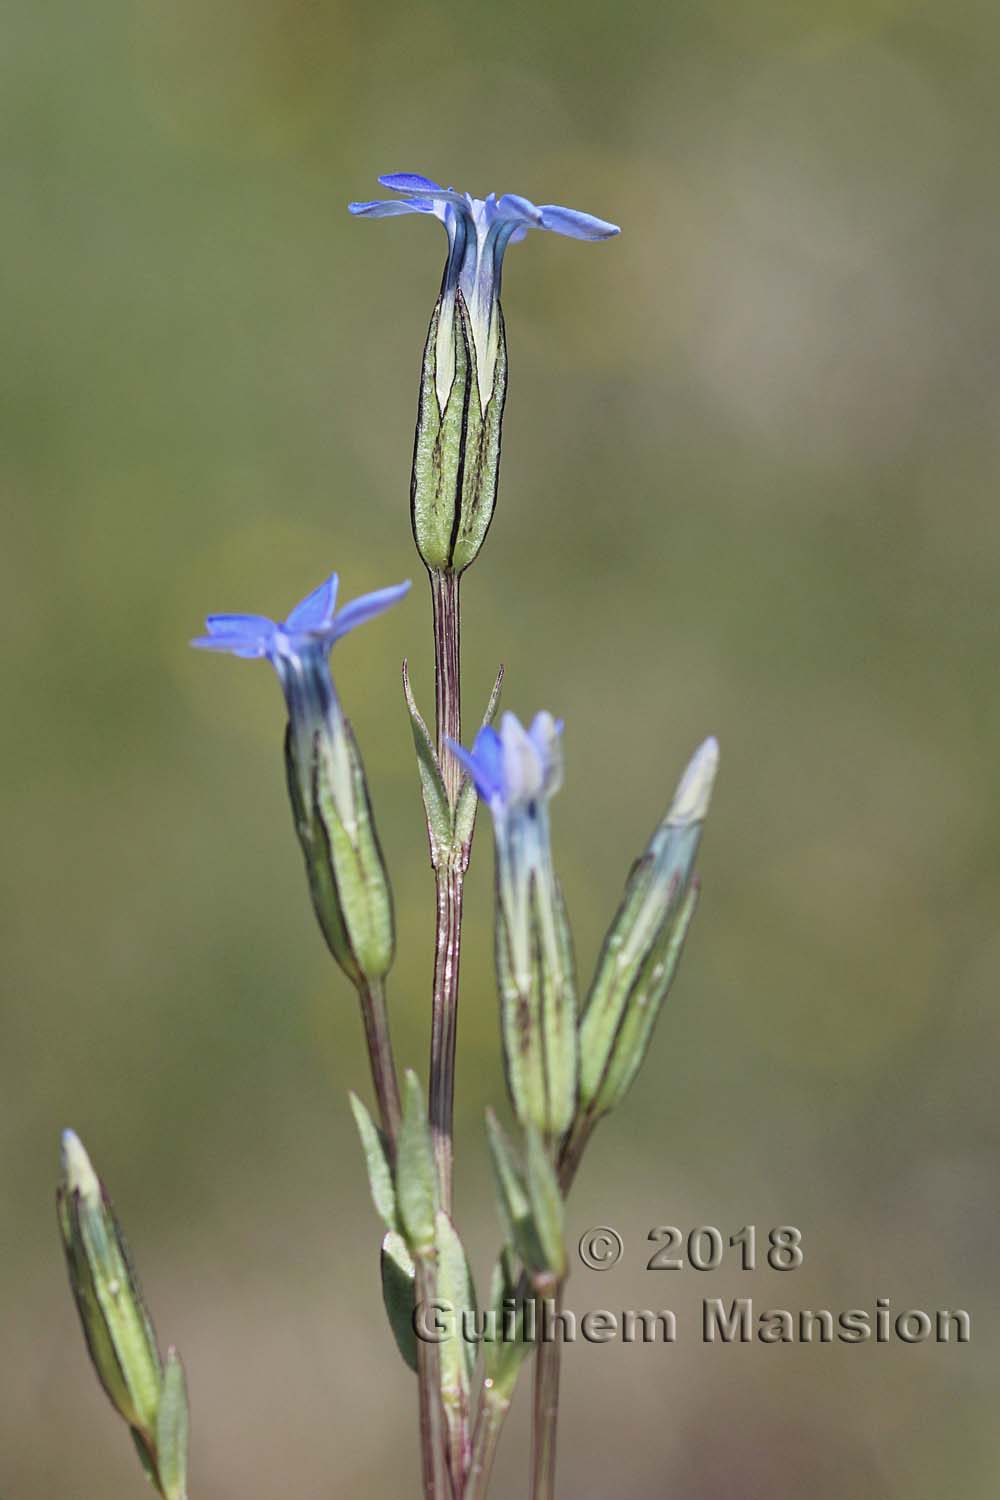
[[156, 1349, 189, 1500], [435, 1211, 477, 1395], [524, 1128, 566, 1281], [130, 1428, 159, 1488], [483, 1245, 532, 1387], [484, 1112, 547, 1279], [402, 660, 453, 862], [396, 1072, 438, 1256], [453, 664, 504, 852], [349, 1092, 397, 1234], [380, 1231, 418, 1373]]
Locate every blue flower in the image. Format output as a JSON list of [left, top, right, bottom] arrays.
[[192, 573, 410, 809], [349, 174, 620, 412], [447, 710, 563, 813], [447, 709, 575, 1137], [447, 711, 564, 981]]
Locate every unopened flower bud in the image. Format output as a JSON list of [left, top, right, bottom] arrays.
[[578, 737, 718, 1120], [56, 1130, 163, 1451]]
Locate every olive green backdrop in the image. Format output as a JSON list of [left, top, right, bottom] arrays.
[[3, 0, 997, 1494]]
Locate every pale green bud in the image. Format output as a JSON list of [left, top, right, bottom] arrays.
[[56, 1132, 189, 1497], [578, 737, 718, 1120]]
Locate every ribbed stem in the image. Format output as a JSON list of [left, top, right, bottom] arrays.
[[429, 567, 464, 1212], [357, 976, 401, 1155], [465, 1385, 511, 1500], [415, 1257, 455, 1500], [530, 1284, 565, 1500], [432, 569, 462, 802]]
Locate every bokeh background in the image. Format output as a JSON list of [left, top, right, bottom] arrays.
[[3, 0, 998, 1494]]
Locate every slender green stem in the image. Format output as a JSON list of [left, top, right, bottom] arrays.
[[466, 1127, 600, 1493], [357, 976, 402, 1156], [465, 1384, 511, 1500], [530, 1283, 565, 1500], [415, 1257, 456, 1500], [429, 567, 464, 1212]]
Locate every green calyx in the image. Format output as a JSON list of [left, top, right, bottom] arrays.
[[411, 292, 507, 576], [285, 716, 395, 985], [496, 867, 578, 1143]]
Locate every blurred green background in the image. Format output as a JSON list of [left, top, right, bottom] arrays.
[[3, 0, 998, 1494]]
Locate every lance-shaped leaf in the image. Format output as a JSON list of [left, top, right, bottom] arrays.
[[396, 1072, 438, 1257], [524, 1127, 566, 1282], [578, 738, 717, 1120], [435, 1211, 477, 1454], [485, 1112, 556, 1284], [482, 1246, 532, 1389], [381, 1231, 418, 1372], [402, 660, 452, 864], [156, 1350, 189, 1500], [350, 1092, 397, 1233]]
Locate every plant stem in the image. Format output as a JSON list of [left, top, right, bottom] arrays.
[[357, 976, 402, 1156], [415, 1257, 455, 1500], [465, 1384, 511, 1500], [429, 567, 464, 1212], [431, 569, 463, 805], [466, 1130, 597, 1493], [530, 1283, 565, 1500]]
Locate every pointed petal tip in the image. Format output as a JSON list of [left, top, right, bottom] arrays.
[[669, 736, 719, 824], [60, 1130, 100, 1201]]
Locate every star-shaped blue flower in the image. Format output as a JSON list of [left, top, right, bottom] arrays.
[[192, 573, 410, 810], [349, 174, 620, 412], [447, 710, 563, 816], [191, 573, 410, 663]]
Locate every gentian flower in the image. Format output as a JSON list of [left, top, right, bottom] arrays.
[[349, 174, 620, 415], [578, 737, 718, 1122], [192, 574, 410, 984], [448, 711, 577, 1139]]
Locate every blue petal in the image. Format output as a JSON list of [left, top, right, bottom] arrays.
[[190, 634, 269, 659], [537, 205, 620, 240], [285, 574, 339, 633], [378, 172, 445, 193], [204, 612, 275, 639], [471, 725, 505, 798], [495, 193, 545, 229], [349, 198, 436, 218], [329, 580, 411, 641], [446, 726, 504, 802]]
